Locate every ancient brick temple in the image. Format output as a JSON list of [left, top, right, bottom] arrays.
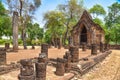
[[71, 10, 105, 46]]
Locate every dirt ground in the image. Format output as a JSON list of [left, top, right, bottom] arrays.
[[0, 47, 120, 80], [6, 46, 91, 64], [0, 46, 91, 80]]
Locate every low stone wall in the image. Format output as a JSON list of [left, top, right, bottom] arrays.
[[0, 57, 37, 75], [0, 62, 20, 75], [0, 48, 6, 65], [71, 51, 112, 76], [110, 45, 120, 49]]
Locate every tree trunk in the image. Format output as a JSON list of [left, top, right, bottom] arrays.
[[12, 11, 18, 51], [63, 25, 69, 45], [55, 38, 57, 48], [22, 29, 27, 49], [115, 33, 118, 45], [51, 38, 55, 47]]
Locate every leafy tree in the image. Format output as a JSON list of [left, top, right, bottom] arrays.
[[57, 0, 84, 45], [105, 2, 120, 44], [93, 18, 104, 27], [0, 1, 6, 16], [89, 4, 107, 44], [43, 11, 65, 46], [89, 4, 106, 18], [0, 1, 12, 39], [6, 0, 41, 49], [43, 29, 52, 44], [26, 22, 43, 45]]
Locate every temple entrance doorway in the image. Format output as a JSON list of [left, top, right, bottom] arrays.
[[80, 26, 87, 45]]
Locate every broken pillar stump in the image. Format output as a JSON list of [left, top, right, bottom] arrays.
[[5, 43, 10, 50], [38, 53, 47, 63], [18, 59, 35, 80], [100, 42, 104, 52], [82, 42, 87, 51], [55, 58, 66, 76], [104, 43, 110, 51], [63, 51, 71, 73], [35, 53, 47, 80], [31, 45, 35, 49], [0, 48, 6, 65], [91, 44, 97, 55], [41, 43, 48, 58], [69, 46, 79, 62], [63, 51, 71, 62], [35, 63, 46, 80]]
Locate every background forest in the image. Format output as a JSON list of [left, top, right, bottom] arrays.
[[0, 0, 120, 47]]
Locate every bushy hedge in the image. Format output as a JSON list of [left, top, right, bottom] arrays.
[[26, 39, 41, 45], [0, 39, 42, 46], [0, 39, 23, 45], [0, 39, 13, 45]]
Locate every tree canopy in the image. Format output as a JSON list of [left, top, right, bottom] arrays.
[[0, 1, 12, 39], [0, 0, 120, 45], [105, 2, 120, 44], [89, 4, 106, 18]]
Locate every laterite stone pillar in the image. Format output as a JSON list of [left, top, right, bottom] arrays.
[[41, 43, 48, 58], [35, 53, 47, 80], [91, 44, 97, 55], [69, 46, 79, 62], [100, 42, 104, 52], [5, 43, 10, 50], [0, 48, 6, 65], [55, 58, 66, 76], [18, 59, 35, 80], [35, 63, 46, 80], [82, 43, 87, 51], [63, 51, 71, 72]]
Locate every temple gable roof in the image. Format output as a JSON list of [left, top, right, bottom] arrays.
[[71, 10, 104, 34]]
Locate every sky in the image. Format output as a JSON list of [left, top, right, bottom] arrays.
[[2, 0, 120, 27], [34, 0, 119, 27]]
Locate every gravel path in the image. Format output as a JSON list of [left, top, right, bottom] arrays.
[[74, 50, 120, 80]]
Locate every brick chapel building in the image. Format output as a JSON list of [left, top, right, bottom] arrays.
[[71, 10, 105, 46]]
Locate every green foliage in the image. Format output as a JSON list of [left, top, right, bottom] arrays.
[[58, 0, 84, 27], [89, 4, 106, 18], [0, 16, 12, 37], [43, 11, 66, 44], [18, 39, 23, 45], [6, 0, 41, 48], [0, 39, 6, 45], [105, 2, 120, 44], [26, 22, 43, 45], [0, 1, 6, 16], [93, 18, 104, 27], [0, 39, 12, 45], [43, 29, 52, 44], [58, 0, 84, 45], [0, 1, 12, 38]]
